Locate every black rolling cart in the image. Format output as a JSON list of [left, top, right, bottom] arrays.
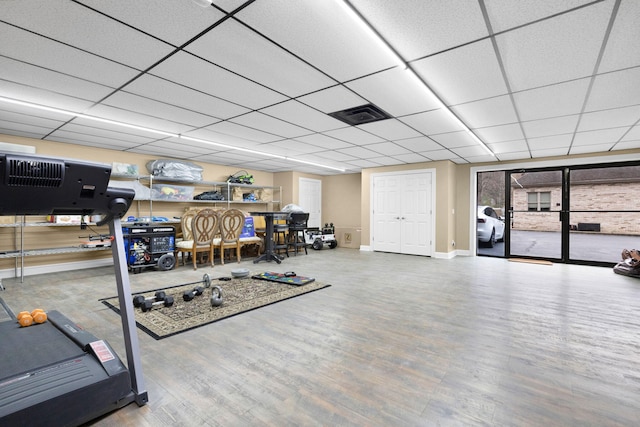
[[0, 154, 148, 426]]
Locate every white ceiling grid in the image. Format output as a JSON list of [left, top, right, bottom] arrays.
[[0, 0, 638, 175]]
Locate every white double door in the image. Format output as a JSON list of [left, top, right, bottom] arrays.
[[372, 170, 433, 256]]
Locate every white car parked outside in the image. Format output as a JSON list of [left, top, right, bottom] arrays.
[[477, 206, 505, 247]]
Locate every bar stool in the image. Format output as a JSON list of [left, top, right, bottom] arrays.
[[273, 220, 289, 257], [287, 212, 309, 255]]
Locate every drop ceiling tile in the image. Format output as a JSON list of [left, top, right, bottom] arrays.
[[350, 0, 488, 61], [573, 127, 628, 146], [364, 142, 411, 156], [367, 156, 406, 166], [293, 133, 353, 150], [451, 145, 491, 158], [187, 19, 335, 97], [496, 151, 531, 161], [150, 51, 287, 110], [474, 123, 524, 144], [496, 1, 613, 91], [358, 119, 422, 140], [421, 149, 459, 161], [0, 123, 54, 139], [487, 139, 530, 154], [452, 95, 518, 128], [0, 109, 67, 129], [230, 112, 310, 138], [345, 67, 441, 117], [531, 148, 570, 158], [585, 67, 640, 111], [0, 23, 139, 87], [578, 106, 640, 132], [569, 143, 614, 155], [86, 104, 194, 134], [399, 109, 465, 135], [236, 0, 397, 81], [102, 92, 219, 128], [451, 158, 470, 164], [139, 140, 214, 156], [212, 0, 247, 13], [513, 78, 590, 121], [598, 0, 640, 73], [346, 159, 386, 168], [47, 132, 142, 150], [56, 122, 157, 145], [611, 140, 640, 151], [128, 145, 199, 159], [199, 122, 281, 144], [430, 131, 477, 149], [392, 153, 431, 163], [484, 0, 593, 33], [336, 146, 380, 159], [253, 142, 309, 157], [395, 136, 442, 152], [323, 127, 385, 145], [413, 39, 507, 106], [312, 151, 358, 162], [123, 75, 250, 120], [0, 102, 74, 122], [0, 81, 95, 113], [528, 134, 573, 150], [462, 154, 497, 163], [0, 57, 114, 102], [69, 117, 172, 140], [78, 0, 226, 46], [260, 101, 344, 132], [622, 126, 640, 141], [521, 116, 580, 139], [1, 0, 174, 69], [298, 86, 367, 114]]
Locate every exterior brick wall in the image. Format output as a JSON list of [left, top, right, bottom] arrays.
[[511, 183, 640, 235]]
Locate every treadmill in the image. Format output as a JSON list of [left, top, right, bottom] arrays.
[[0, 153, 147, 426]]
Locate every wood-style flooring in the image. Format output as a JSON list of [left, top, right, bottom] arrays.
[[1, 249, 639, 426]]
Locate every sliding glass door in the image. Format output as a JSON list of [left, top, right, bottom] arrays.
[[477, 161, 640, 266], [507, 169, 564, 261]]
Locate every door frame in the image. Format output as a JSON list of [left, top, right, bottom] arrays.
[[469, 153, 640, 258], [370, 168, 436, 256]]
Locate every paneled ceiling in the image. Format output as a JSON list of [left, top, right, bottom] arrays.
[[1, 0, 639, 175]]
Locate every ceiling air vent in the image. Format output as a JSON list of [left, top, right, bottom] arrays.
[[328, 103, 392, 126]]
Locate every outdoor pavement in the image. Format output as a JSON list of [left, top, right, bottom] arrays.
[[478, 230, 640, 264]]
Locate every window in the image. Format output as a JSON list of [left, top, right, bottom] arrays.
[[528, 191, 551, 211]]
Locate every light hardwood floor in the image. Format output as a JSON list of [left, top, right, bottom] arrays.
[[2, 249, 640, 426]]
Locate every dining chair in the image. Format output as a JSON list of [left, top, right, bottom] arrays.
[[174, 207, 200, 266], [176, 208, 219, 270], [218, 209, 245, 265]]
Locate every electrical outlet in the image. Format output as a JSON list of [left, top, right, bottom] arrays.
[[344, 232, 352, 243]]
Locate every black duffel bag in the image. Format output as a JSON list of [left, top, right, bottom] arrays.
[[193, 190, 225, 201]]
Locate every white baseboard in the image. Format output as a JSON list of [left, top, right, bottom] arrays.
[[434, 249, 471, 259], [0, 258, 114, 280], [359, 245, 373, 251]]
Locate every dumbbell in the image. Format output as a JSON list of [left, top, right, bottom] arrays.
[[133, 291, 167, 308], [17, 309, 47, 327], [141, 295, 174, 312], [183, 286, 205, 301]]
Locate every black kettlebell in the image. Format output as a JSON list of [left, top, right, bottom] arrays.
[[210, 286, 223, 307]]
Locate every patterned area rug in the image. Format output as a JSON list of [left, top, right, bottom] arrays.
[[100, 276, 330, 340]]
